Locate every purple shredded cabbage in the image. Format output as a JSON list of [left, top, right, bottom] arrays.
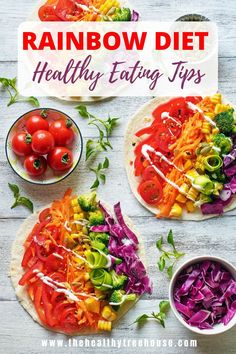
[[131, 10, 139, 22], [224, 149, 236, 167], [94, 201, 152, 296], [173, 261, 236, 329]]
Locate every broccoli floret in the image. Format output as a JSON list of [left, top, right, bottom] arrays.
[[78, 192, 97, 212], [109, 290, 136, 306], [110, 270, 127, 290], [89, 232, 109, 245], [210, 169, 227, 183], [212, 133, 233, 155], [215, 108, 236, 136], [88, 210, 105, 226], [112, 8, 131, 21]]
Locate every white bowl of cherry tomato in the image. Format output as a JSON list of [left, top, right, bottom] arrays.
[[5, 108, 83, 185]]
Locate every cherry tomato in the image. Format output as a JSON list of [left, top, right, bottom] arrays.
[[11, 132, 32, 156], [24, 154, 47, 176], [31, 130, 55, 155], [47, 147, 73, 171], [138, 179, 163, 205], [142, 166, 159, 181], [49, 119, 74, 146], [26, 114, 49, 135]]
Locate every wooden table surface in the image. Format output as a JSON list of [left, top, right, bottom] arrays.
[[0, 0, 236, 353]]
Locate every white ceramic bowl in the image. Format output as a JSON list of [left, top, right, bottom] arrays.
[[169, 255, 236, 335], [5, 108, 83, 185]]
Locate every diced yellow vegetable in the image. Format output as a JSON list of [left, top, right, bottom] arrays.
[[169, 203, 183, 218], [102, 305, 117, 321], [187, 187, 199, 201], [179, 182, 190, 195], [204, 112, 215, 119], [184, 159, 192, 171], [214, 103, 230, 114], [73, 205, 82, 213], [205, 134, 213, 143], [212, 127, 219, 135], [176, 194, 187, 204], [201, 121, 211, 134], [71, 198, 79, 207], [83, 272, 90, 281], [186, 201, 195, 213], [74, 213, 84, 220], [85, 297, 100, 314], [95, 289, 106, 299], [98, 320, 112, 331], [185, 169, 199, 179], [210, 93, 222, 105]]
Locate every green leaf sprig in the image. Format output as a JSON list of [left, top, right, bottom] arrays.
[[0, 77, 39, 107], [90, 157, 109, 189], [133, 301, 170, 328], [156, 230, 185, 278], [8, 183, 34, 212], [75, 105, 119, 161]]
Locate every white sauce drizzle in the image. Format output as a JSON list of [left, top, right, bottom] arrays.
[[161, 112, 182, 126], [212, 145, 221, 153], [64, 221, 72, 232], [141, 145, 184, 194], [187, 102, 216, 127], [52, 252, 64, 259]]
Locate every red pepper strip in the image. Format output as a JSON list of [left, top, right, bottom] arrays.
[[19, 261, 43, 286], [135, 126, 154, 137], [21, 241, 34, 267], [34, 283, 46, 323], [39, 208, 52, 223], [42, 284, 58, 327]]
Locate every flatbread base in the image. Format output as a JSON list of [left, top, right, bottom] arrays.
[[124, 97, 236, 221], [10, 202, 146, 335]]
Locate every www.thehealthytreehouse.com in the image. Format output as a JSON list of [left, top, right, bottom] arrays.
[[41, 337, 198, 349]]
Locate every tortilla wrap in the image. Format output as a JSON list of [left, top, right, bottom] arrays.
[[10, 201, 147, 335], [124, 96, 236, 221]]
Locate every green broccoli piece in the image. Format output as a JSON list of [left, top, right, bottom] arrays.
[[78, 192, 97, 212], [210, 169, 227, 183], [110, 270, 127, 290], [215, 108, 236, 136], [212, 133, 233, 155], [88, 210, 105, 226], [89, 232, 109, 245], [109, 290, 136, 306], [112, 8, 131, 21]]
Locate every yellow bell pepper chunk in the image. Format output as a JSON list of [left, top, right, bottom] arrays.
[[169, 203, 183, 218], [176, 194, 187, 204], [84, 297, 100, 314], [186, 201, 196, 213], [71, 198, 79, 207]]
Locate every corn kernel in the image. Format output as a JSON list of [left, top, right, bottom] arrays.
[[214, 103, 230, 114], [102, 305, 117, 321], [176, 194, 187, 204], [212, 127, 219, 135], [210, 93, 222, 105], [204, 112, 215, 119], [71, 198, 79, 207], [98, 320, 112, 331], [186, 201, 195, 213], [169, 203, 183, 218], [73, 205, 82, 213], [83, 272, 90, 281], [205, 134, 213, 143], [201, 121, 211, 134]]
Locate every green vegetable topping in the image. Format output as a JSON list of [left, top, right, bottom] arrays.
[[78, 192, 97, 212], [215, 108, 236, 135], [89, 269, 112, 291], [110, 270, 128, 290], [133, 301, 170, 328], [88, 210, 105, 226], [212, 133, 233, 155], [89, 232, 109, 245], [8, 183, 34, 212], [203, 155, 223, 172], [109, 290, 136, 306], [85, 250, 108, 269], [0, 77, 39, 107], [156, 230, 184, 278], [112, 8, 131, 21], [192, 175, 214, 195]]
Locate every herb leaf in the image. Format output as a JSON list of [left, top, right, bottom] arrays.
[[133, 314, 149, 325], [89, 157, 110, 190], [133, 301, 170, 328], [8, 183, 34, 212], [0, 77, 39, 107], [156, 230, 184, 278], [75, 105, 94, 119]]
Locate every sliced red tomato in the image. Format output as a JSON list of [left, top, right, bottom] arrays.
[[152, 97, 186, 123], [153, 127, 172, 153], [38, 4, 61, 21], [138, 179, 163, 205], [142, 166, 159, 181], [135, 126, 154, 137]]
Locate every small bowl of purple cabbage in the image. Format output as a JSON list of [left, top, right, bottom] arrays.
[[169, 256, 236, 334]]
